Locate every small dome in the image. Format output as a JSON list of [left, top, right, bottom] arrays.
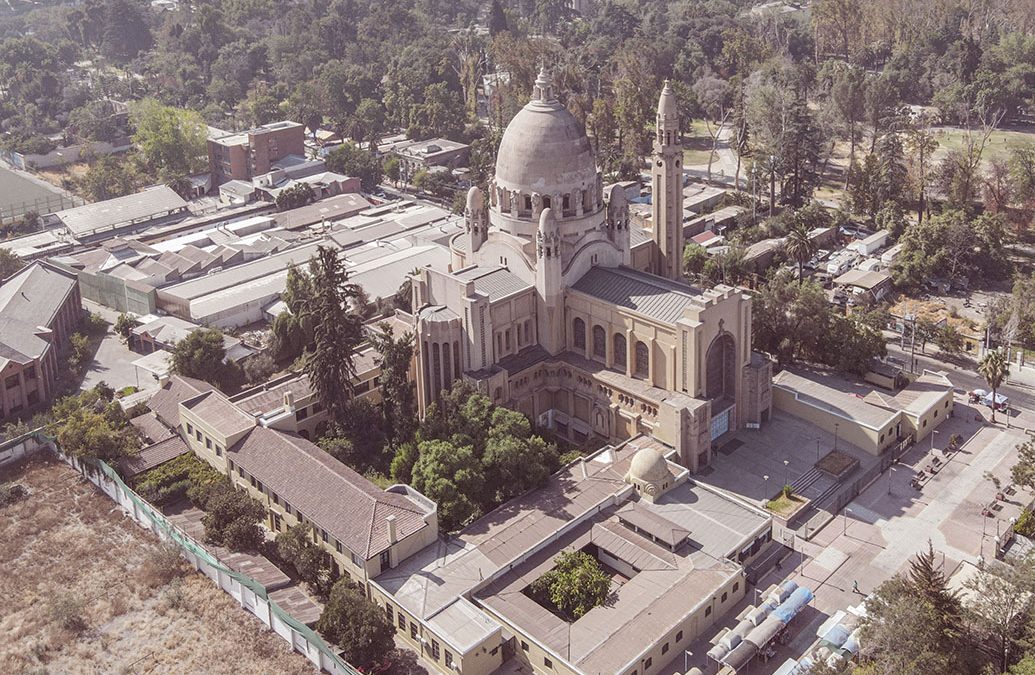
[[627, 447, 672, 485], [538, 207, 558, 233], [658, 79, 678, 117], [494, 70, 597, 194], [466, 186, 483, 211]]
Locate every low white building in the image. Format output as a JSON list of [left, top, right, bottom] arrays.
[[849, 230, 889, 256]]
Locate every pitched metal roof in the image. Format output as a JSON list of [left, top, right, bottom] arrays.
[[453, 266, 532, 301], [570, 266, 704, 324], [0, 261, 78, 367], [145, 375, 217, 428], [52, 185, 187, 236]]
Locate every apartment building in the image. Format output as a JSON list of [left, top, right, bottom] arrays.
[[208, 121, 307, 186]]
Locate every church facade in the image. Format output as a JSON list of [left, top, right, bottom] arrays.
[[411, 69, 772, 473]]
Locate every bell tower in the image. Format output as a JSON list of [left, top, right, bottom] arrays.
[[651, 81, 684, 281]]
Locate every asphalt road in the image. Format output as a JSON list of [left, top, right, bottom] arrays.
[[886, 342, 1035, 414]]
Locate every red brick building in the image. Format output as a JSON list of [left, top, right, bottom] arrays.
[[0, 261, 82, 422], [207, 121, 306, 187]]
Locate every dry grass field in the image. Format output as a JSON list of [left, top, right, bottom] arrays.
[[0, 454, 314, 675]]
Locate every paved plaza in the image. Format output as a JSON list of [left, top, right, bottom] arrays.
[[660, 391, 1034, 675]]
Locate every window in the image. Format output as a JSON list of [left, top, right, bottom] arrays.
[[445, 651, 454, 667], [521, 641, 529, 652], [385, 605, 394, 624], [721, 592, 728, 603], [705, 606, 712, 617], [504, 330, 511, 351], [645, 657, 652, 670], [215, 445, 223, 457], [635, 340, 649, 377], [545, 657, 553, 668], [296, 407, 309, 421], [923, 419, 928, 428], [25, 366, 36, 380], [336, 540, 343, 554], [676, 630, 683, 642], [733, 582, 739, 593], [380, 549, 391, 570], [321, 529, 328, 543], [398, 613, 407, 630], [196, 430, 202, 442], [592, 325, 606, 359], [410, 623, 418, 640], [662, 643, 669, 655], [351, 552, 362, 566], [5, 375, 18, 389], [206, 437, 212, 450], [186, 423, 193, 435], [431, 640, 440, 659], [573, 318, 586, 350], [249, 475, 257, 488], [270, 491, 278, 505], [614, 333, 627, 368]]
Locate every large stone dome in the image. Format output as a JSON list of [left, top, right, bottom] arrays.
[[494, 68, 598, 194]]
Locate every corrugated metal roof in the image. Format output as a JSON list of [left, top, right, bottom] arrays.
[[54, 185, 187, 236], [570, 266, 703, 324], [453, 266, 532, 300]]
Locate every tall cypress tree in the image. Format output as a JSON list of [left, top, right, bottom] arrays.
[[300, 246, 364, 424]]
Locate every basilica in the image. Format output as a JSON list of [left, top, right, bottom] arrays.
[[411, 68, 772, 473]]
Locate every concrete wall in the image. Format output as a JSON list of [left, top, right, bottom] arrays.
[[771, 386, 899, 455]]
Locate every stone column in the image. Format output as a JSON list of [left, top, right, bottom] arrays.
[[626, 329, 635, 378], [648, 337, 657, 385], [605, 327, 614, 368]]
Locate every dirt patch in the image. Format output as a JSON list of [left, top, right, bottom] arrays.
[[816, 450, 860, 479], [0, 454, 314, 674]]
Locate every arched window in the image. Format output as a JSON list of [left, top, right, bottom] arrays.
[[573, 318, 586, 350], [705, 333, 737, 402], [635, 341, 649, 378], [613, 334, 627, 368], [592, 325, 606, 359]]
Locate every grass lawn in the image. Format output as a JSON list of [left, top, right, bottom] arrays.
[[766, 492, 808, 517], [932, 125, 1035, 163], [683, 120, 718, 165]]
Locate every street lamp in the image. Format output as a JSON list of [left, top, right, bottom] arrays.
[[816, 439, 821, 462], [843, 507, 852, 535], [784, 459, 790, 487], [763, 474, 770, 499], [834, 423, 840, 451], [684, 650, 694, 674], [931, 429, 938, 453]]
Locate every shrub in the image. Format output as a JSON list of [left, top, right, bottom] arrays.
[[185, 460, 229, 508], [0, 482, 28, 507], [202, 487, 265, 551], [316, 579, 395, 668], [782, 484, 793, 499], [527, 550, 611, 621], [276, 524, 338, 598], [139, 541, 187, 587], [48, 592, 87, 634], [1015, 508, 1035, 538]]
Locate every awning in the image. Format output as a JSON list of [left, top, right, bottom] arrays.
[[773, 660, 801, 675], [842, 628, 861, 654], [745, 615, 786, 648], [722, 640, 757, 671], [772, 586, 814, 623], [707, 643, 730, 662]]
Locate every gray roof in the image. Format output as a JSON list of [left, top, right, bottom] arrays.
[[0, 261, 78, 367], [52, 185, 187, 236], [571, 266, 704, 324], [453, 266, 532, 301]]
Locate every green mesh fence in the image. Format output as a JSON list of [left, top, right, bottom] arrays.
[[29, 429, 361, 675]]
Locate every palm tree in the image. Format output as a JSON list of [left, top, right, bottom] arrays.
[[784, 223, 816, 283], [978, 349, 1010, 423]]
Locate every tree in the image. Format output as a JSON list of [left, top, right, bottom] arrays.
[[129, 100, 207, 179], [389, 441, 419, 485], [529, 550, 611, 621], [369, 325, 416, 446], [275, 182, 315, 211], [812, 0, 862, 60], [0, 249, 24, 280], [383, 156, 400, 185], [56, 406, 137, 463], [75, 155, 142, 201], [316, 579, 395, 668], [1014, 441, 1035, 493], [488, 0, 508, 36], [410, 439, 484, 531], [482, 408, 559, 504], [692, 74, 731, 182], [324, 143, 383, 192], [68, 332, 92, 373], [905, 119, 939, 224], [171, 329, 228, 389], [243, 353, 278, 385], [114, 313, 139, 340], [779, 94, 823, 208], [320, 398, 387, 473], [683, 243, 708, 280], [299, 246, 365, 424], [276, 524, 338, 598], [934, 324, 965, 357], [202, 485, 266, 551], [101, 0, 152, 62], [978, 349, 1010, 423], [784, 222, 816, 283], [407, 82, 466, 141], [963, 557, 1035, 673]]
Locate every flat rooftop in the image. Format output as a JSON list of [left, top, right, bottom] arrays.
[[375, 436, 768, 670]]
